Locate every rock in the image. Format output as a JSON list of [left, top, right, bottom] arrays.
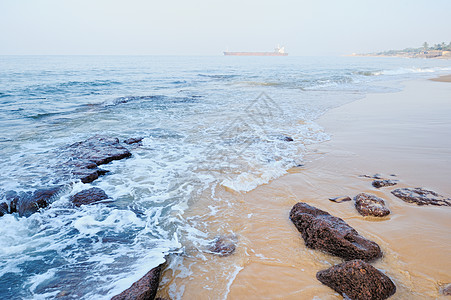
[[208, 235, 237, 256], [289, 202, 382, 261], [316, 259, 396, 300], [65, 135, 131, 183], [70, 188, 109, 207], [0, 202, 8, 216], [282, 136, 294, 142], [391, 188, 451, 206], [354, 193, 390, 217], [124, 137, 143, 145], [372, 180, 398, 189], [441, 283, 451, 296], [111, 265, 162, 300], [329, 196, 352, 203], [360, 173, 383, 179]]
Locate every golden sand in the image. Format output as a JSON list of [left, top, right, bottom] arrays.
[[158, 78, 451, 299], [430, 74, 451, 82]]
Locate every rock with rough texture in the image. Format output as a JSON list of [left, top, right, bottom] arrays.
[[441, 283, 451, 296], [354, 193, 390, 217], [70, 188, 109, 207], [111, 265, 161, 300], [65, 135, 131, 183], [372, 180, 398, 188], [124, 137, 143, 145], [329, 196, 352, 203], [0, 202, 8, 216], [391, 188, 451, 206], [317, 260, 396, 300], [289, 202, 382, 261], [208, 235, 237, 256]]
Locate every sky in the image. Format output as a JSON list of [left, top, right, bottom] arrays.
[[0, 0, 450, 55]]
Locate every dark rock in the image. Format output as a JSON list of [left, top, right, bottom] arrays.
[[0, 202, 8, 216], [329, 196, 352, 203], [208, 235, 237, 257], [282, 136, 294, 142], [372, 180, 398, 188], [441, 283, 451, 296], [391, 188, 451, 206], [111, 265, 161, 300], [65, 135, 131, 183], [124, 137, 143, 145], [360, 173, 383, 179], [316, 259, 396, 300], [354, 193, 390, 217], [289, 202, 382, 261], [70, 188, 109, 207]]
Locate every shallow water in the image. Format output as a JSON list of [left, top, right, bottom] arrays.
[[0, 55, 450, 299]]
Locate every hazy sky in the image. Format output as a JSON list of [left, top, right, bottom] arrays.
[[0, 0, 450, 55]]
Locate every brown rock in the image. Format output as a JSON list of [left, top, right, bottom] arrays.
[[70, 188, 109, 207], [329, 196, 352, 203], [372, 180, 398, 188], [317, 259, 396, 300], [441, 283, 451, 296], [391, 188, 451, 206], [354, 193, 390, 217], [208, 235, 237, 256], [289, 202, 382, 261], [111, 265, 161, 300]]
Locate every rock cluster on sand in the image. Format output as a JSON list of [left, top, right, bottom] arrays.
[[391, 187, 451, 206], [70, 187, 110, 207], [316, 260, 396, 300], [289, 202, 382, 261], [354, 193, 390, 217], [111, 265, 162, 300]]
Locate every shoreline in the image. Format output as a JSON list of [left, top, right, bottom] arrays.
[[158, 76, 451, 299]]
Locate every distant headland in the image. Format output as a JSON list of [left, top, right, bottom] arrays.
[[350, 42, 451, 59]]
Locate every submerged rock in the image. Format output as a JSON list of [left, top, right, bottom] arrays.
[[354, 193, 390, 217], [70, 187, 110, 207], [328, 196, 352, 203], [360, 173, 383, 179], [316, 260, 396, 300], [372, 179, 398, 189], [289, 202, 382, 261], [124, 137, 143, 145], [441, 283, 451, 296], [391, 188, 451, 206], [111, 265, 162, 300], [208, 235, 237, 256]]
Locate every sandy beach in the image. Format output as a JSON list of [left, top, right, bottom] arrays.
[[159, 77, 451, 299]]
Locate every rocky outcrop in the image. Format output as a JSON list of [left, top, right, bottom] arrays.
[[391, 188, 451, 206], [316, 260, 396, 300], [289, 202, 382, 261], [70, 188, 110, 207], [208, 235, 237, 257], [1, 186, 65, 217], [328, 196, 351, 203], [372, 180, 398, 188], [1, 135, 135, 218], [65, 136, 131, 183], [354, 193, 390, 217], [111, 265, 162, 300]]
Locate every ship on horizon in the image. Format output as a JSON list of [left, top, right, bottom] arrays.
[[224, 45, 288, 56]]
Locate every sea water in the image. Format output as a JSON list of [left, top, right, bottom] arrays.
[[0, 55, 450, 299]]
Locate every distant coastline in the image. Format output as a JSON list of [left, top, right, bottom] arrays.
[[349, 41, 451, 59]]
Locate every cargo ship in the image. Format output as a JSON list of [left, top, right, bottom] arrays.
[[224, 45, 288, 56]]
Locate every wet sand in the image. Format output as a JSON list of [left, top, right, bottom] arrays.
[[430, 74, 451, 82], [159, 77, 451, 299]]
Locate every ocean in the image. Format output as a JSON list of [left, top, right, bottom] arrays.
[[0, 55, 450, 299]]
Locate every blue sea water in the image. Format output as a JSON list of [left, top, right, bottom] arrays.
[[0, 55, 450, 299]]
